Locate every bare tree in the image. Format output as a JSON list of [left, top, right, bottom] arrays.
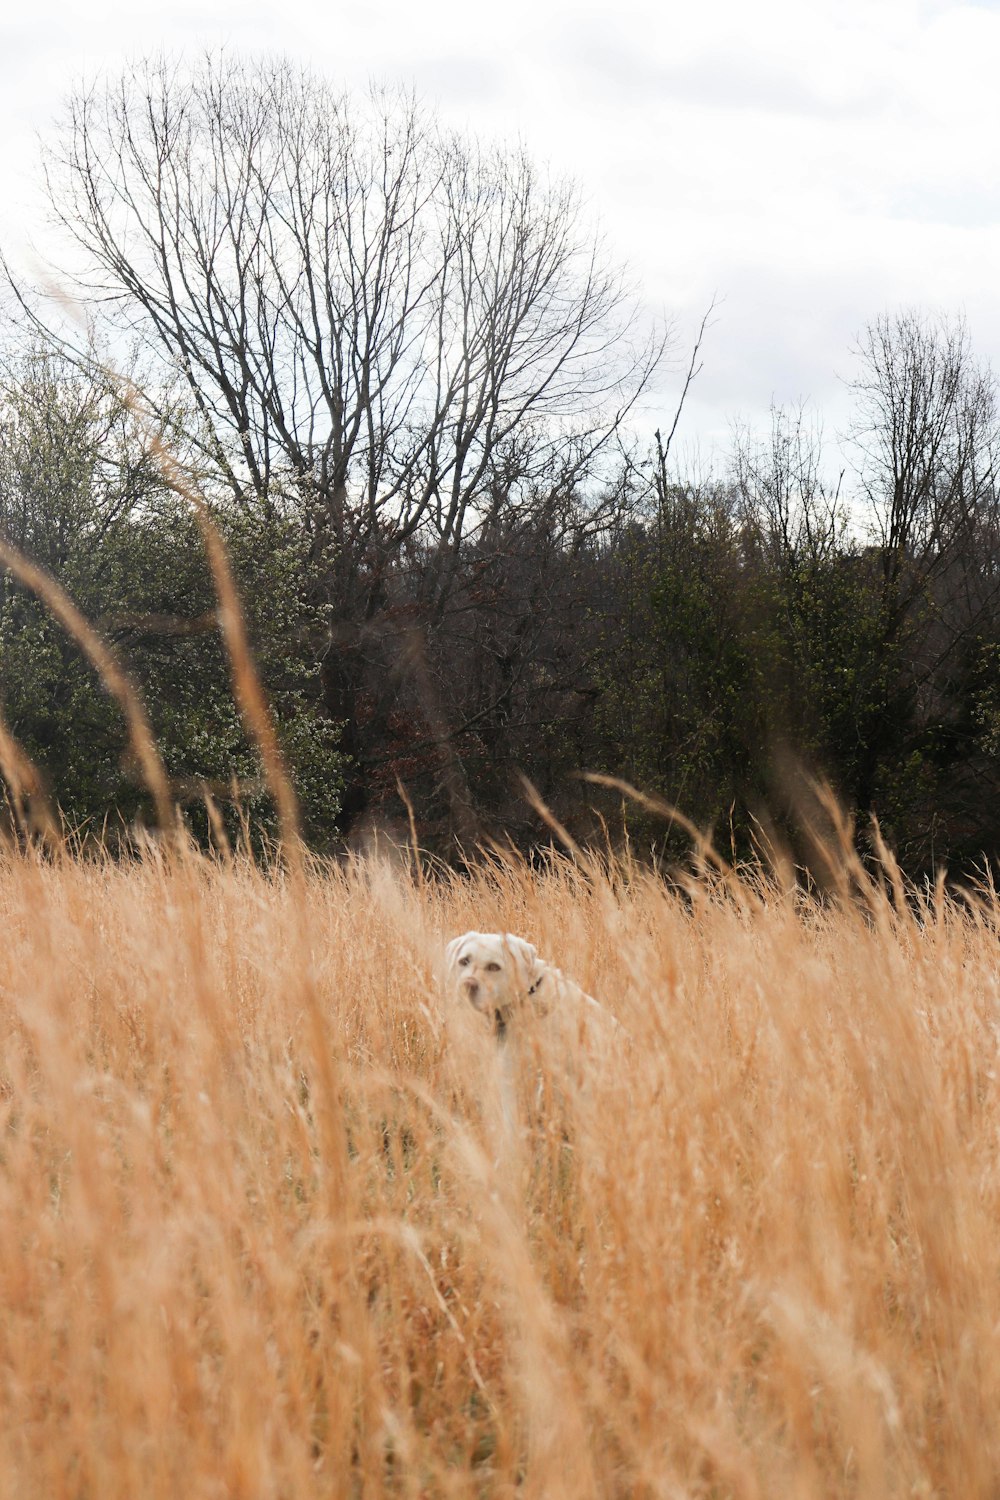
[[0, 346, 156, 572], [732, 403, 846, 573], [842, 310, 1000, 819], [850, 310, 1000, 617], [23, 52, 666, 833]]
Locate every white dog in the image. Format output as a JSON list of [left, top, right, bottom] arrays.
[[444, 930, 623, 1046], [444, 931, 626, 1179]]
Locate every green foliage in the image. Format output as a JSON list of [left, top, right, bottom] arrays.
[[591, 526, 759, 821], [583, 487, 992, 872], [0, 348, 344, 842]]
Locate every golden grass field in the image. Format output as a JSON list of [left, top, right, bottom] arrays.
[[0, 837, 997, 1499]]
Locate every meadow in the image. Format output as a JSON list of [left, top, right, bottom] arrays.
[[0, 834, 997, 1499], [4, 53, 999, 1500]]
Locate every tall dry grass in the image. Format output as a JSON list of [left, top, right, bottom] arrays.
[[0, 838, 997, 1498]]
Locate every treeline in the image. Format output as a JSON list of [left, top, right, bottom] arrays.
[[2, 55, 1000, 874]]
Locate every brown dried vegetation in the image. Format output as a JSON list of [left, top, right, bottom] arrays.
[[0, 838, 998, 1497]]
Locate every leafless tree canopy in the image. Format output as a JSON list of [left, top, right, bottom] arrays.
[[43, 55, 665, 587], [25, 54, 673, 837], [849, 310, 1000, 598], [734, 403, 845, 570]]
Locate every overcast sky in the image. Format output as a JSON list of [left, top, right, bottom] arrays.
[[3, 0, 1000, 477]]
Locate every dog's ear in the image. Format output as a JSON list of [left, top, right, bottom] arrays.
[[503, 935, 546, 998], [445, 934, 470, 975]]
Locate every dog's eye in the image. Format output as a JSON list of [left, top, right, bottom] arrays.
[[457, 955, 470, 967], [486, 962, 501, 973]]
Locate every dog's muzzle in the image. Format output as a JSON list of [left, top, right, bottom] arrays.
[[462, 979, 486, 1010]]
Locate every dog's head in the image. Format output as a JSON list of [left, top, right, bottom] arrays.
[[445, 931, 546, 1034]]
